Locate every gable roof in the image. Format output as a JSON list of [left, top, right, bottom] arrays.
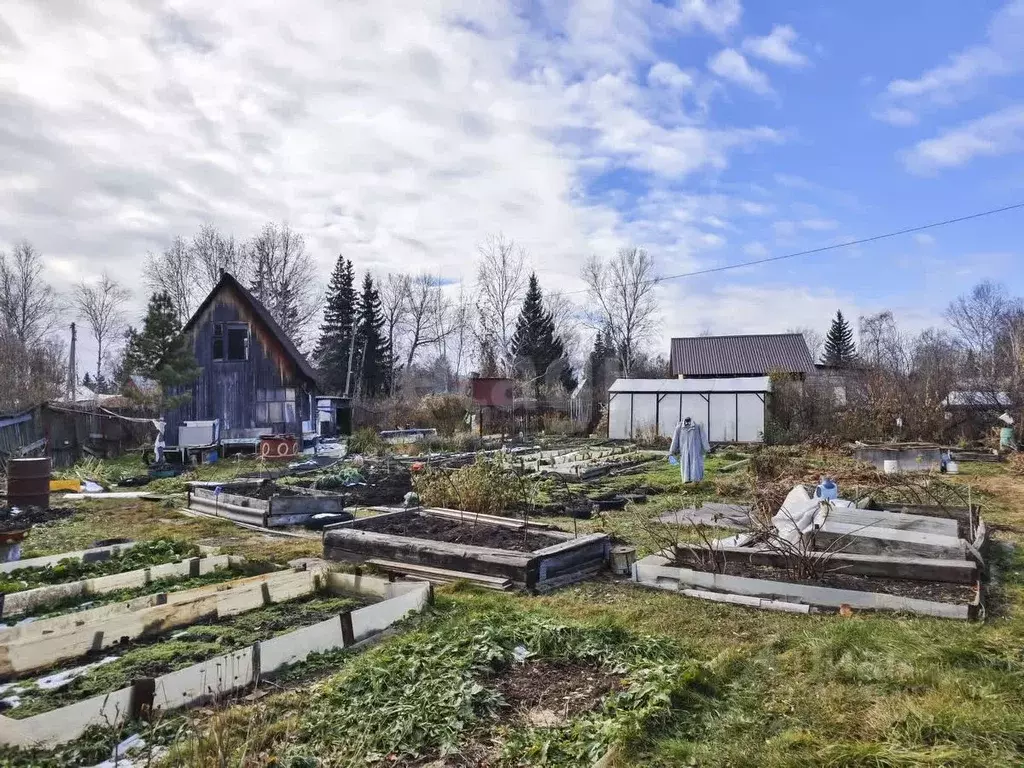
[[670, 333, 815, 378], [182, 271, 318, 383]]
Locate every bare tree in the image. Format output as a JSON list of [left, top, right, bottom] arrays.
[[440, 283, 473, 391], [581, 247, 658, 376], [0, 241, 62, 346], [145, 236, 199, 325], [475, 235, 527, 375], [246, 223, 321, 346], [378, 274, 409, 391], [545, 291, 583, 372], [946, 280, 1014, 382], [404, 274, 456, 370], [788, 326, 825, 364], [73, 273, 131, 381], [191, 224, 248, 292]]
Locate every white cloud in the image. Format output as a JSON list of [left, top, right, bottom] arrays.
[[901, 105, 1024, 174], [773, 218, 839, 237], [667, 0, 742, 37], [875, 0, 1024, 123], [872, 107, 918, 126], [743, 241, 768, 257], [913, 233, 936, 246], [648, 61, 694, 91], [0, 0, 787, 326], [708, 49, 773, 96], [741, 25, 808, 68]]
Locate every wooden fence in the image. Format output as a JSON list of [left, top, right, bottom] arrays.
[[0, 403, 155, 471]]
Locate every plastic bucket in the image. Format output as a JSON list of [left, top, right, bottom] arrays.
[[946, 461, 960, 475], [883, 459, 900, 474]]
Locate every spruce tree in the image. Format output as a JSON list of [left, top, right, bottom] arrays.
[[313, 255, 356, 394], [823, 310, 857, 367], [354, 273, 389, 398], [510, 274, 572, 398], [81, 372, 94, 392], [122, 291, 199, 411]]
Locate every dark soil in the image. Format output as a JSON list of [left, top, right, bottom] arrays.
[[358, 512, 563, 552], [493, 660, 623, 722], [678, 558, 977, 604], [232, 483, 303, 500], [0, 506, 74, 532]]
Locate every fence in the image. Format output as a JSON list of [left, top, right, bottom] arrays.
[[0, 402, 155, 472]]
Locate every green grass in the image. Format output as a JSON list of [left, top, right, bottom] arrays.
[[7, 448, 1024, 766]]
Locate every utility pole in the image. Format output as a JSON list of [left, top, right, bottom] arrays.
[[343, 317, 359, 398], [68, 322, 77, 402]]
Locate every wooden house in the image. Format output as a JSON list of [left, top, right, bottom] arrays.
[[164, 272, 318, 449]]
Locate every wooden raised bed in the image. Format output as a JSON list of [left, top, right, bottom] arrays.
[[323, 507, 610, 592], [187, 481, 345, 528]]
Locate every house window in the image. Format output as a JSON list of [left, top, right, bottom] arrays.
[[212, 323, 249, 361], [256, 387, 295, 426]]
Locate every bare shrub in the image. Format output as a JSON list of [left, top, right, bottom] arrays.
[[420, 393, 470, 437], [413, 456, 529, 515]]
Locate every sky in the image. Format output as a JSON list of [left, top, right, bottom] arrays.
[[2, 0, 1024, 363]]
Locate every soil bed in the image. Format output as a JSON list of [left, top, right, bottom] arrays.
[[494, 659, 623, 723], [358, 514, 563, 552], [234, 483, 305, 500], [2, 591, 366, 718], [671, 557, 976, 603], [0, 507, 74, 533]]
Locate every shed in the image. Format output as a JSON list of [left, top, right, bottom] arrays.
[[608, 377, 771, 443], [164, 272, 318, 448]]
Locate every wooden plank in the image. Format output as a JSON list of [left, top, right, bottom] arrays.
[[813, 522, 967, 560], [671, 546, 978, 584], [822, 508, 958, 537], [532, 533, 609, 557], [424, 507, 564, 533], [366, 558, 513, 589]]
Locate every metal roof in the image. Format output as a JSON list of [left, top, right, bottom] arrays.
[[609, 376, 771, 394], [670, 334, 814, 377]]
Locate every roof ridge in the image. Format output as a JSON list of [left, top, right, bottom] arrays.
[[670, 332, 803, 341]]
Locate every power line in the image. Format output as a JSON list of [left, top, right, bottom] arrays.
[[546, 200, 1024, 298]]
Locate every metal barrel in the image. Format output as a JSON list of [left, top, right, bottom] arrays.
[[7, 457, 51, 509]]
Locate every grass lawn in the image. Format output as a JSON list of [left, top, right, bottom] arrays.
[[3, 450, 1023, 767]]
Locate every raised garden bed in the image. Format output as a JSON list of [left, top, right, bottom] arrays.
[[636, 500, 987, 620], [0, 539, 199, 596], [0, 553, 244, 619], [0, 570, 432, 748], [187, 481, 347, 528], [324, 507, 610, 592]]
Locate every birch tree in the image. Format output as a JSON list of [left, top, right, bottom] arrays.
[[475, 234, 526, 375], [73, 273, 131, 380], [0, 241, 62, 345], [581, 247, 658, 376]]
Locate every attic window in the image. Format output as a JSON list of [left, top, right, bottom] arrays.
[[213, 323, 249, 362]]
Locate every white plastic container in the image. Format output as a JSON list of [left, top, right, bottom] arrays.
[[946, 461, 959, 475], [883, 459, 900, 474]]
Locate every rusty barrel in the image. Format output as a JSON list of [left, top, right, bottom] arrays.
[[7, 457, 51, 509]]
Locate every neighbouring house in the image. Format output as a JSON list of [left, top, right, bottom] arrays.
[[164, 271, 319, 450], [608, 376, 771, 442], [670, 333, 816, 379], [941, 387, 1015, 441], [609, 333, 815, 443]]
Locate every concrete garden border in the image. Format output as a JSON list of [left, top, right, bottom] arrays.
[[633, 554, 982, 620], [0, 572, 432, 748], [324, 507, 609, 592], [187, 481, 345, 528], [0, 554, 238, 619]]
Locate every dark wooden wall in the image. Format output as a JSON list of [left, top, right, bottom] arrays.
[[165, 285, 314, 446]]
